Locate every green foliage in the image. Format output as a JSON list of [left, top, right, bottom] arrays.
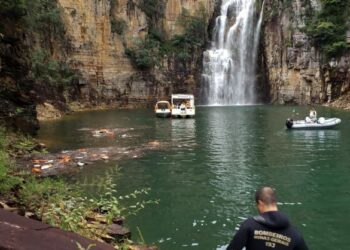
[[169, 7, 207, 62], [109, 0, 119, 10], [0, 128, 157, 247], [125, 32, 162, 70], [125, 6, 208, 70], [111, 18, 128, 36], [0, 0, 25, 32], [306, 0, 350, 59], [11, 136, 37, 153], [23, 0, 65, 37], [17, 177, 68, 214], [0, 0, 27, 19], [38, 174, 157, 242], [138, 0, 165, 26], [109, 0, 126, 35], [0, 0, 75, 88], [0, 129, 22, 195], [0, 0, 65, 37], [31, 49, 77, 86]]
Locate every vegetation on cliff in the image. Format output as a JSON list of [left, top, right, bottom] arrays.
[[0, 0, 79, 132], [306, 0, 350, 59], [138, 0, 166, 27], [125, 6, 208, 70]]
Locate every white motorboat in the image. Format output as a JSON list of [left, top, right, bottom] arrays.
[[171, 94, 195, 118], [286, 110, 341, 129], [154, 101, 171, 118]]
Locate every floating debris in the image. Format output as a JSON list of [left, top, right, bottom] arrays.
[[41, 164, 52, 170], [77, 128, 93, 131], [58, 155, 71, 164], [100, 154, 109, 160], [148, 141, 160, 147], [92, 129, 115, 138], [31, 168, 42, 174], [24, 141, 171, 176], [77, 162, 85, 167]]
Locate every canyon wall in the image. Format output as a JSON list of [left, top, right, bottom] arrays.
[[262, 0, 350, 105], [57, 0, 216, 108]]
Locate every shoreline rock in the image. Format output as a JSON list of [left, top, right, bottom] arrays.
[[0, 208, 115, 250]]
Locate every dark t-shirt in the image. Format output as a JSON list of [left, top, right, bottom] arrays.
[[226, 211, 308, 250]]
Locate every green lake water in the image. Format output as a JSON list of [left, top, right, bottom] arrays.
[[38, 106, 350, 250]]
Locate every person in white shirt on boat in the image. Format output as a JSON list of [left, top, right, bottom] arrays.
[[305, 109, 317, 123], [309, 109, 317, 122], [180, 102, 186, 110]]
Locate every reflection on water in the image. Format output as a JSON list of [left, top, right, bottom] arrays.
[[37, 106, 350, 250], [289, 129, 340, 143], [171, 119, 196, 147], [204, 107, 257, 217]]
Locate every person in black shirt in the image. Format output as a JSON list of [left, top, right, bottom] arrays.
[[226, 187, 308, 250]]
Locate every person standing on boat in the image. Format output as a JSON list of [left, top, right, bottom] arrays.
[[226, 187, 308, 250]]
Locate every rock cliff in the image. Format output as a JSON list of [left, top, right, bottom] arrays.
[[262, 0, 350, 105], [2, 0, 350, 131], [57, 0, 216, 107]]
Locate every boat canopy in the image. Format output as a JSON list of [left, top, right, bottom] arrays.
[[171, 94, 194, 100], [171, 94, 195, 107], [155, 101, 171, 109]]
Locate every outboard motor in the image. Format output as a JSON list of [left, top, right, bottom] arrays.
[[286, 118, 293, 129]]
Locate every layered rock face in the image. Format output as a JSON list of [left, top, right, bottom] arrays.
[[57, 0, 215, 107], [262, 0, 350, 105]]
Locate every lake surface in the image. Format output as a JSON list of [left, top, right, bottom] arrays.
[[38, 106, 350, 250]]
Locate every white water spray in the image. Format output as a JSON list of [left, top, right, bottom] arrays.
[[202, 0, 264, 105]]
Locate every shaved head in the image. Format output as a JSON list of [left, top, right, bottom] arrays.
[[255, 187, 277, 205]]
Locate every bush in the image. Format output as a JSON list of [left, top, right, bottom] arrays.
[[138, 0, 165, 26], [306, 0, 350, 58], [31, 49, 77, 86], [111, 18, 127, 35], [125, 35, 161, 70], [19, 171, 157, 243], [167, 7, 207, 62], [125, 6, 208, 69], [0, 0, 27, 19], [0, 129, 157, 246], [23, 0, 65, 36], [0, 130, 21, 195]]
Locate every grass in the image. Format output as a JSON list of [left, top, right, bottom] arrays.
[[0, 127, 158, 247]]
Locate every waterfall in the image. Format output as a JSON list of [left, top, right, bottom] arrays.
[[202, 0, 264, 105]]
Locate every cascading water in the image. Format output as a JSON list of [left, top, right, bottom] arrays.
[[202, 0, 264, 105]]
